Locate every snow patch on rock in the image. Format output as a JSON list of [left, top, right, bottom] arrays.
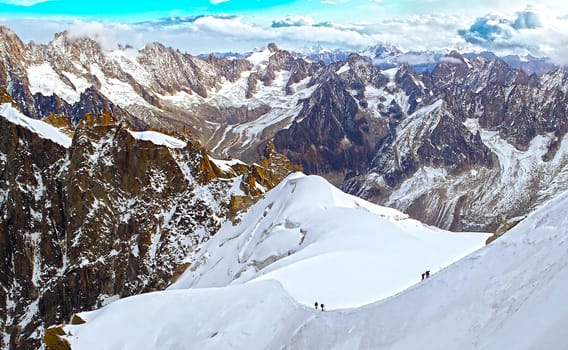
[[0, 103, 72, 148]]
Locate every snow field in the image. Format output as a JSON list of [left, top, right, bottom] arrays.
[[64, 281, 310, 350], [27, 63, 83, 104], [285, 189, 568, 350], [58, 174, 568, 350]]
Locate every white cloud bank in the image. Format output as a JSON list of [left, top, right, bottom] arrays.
[[458, 5, 568, 63], [2, 4, 568, 64]]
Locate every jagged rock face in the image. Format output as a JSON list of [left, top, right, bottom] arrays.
[[0, 88, 17, 106], [0, 99, 302, 349], [367, 102, 497, 188], [0, 114, 68, 350], [0, 29, 317, 165], [271, 51, 568, 232], [0, 120, 226, 348], [69, 87, 130, 126], [274, 73, 365, 175], [427, 57, 568, 153], [227, 140, 303, 220], [245, 140, 303, 195], [0, 30, 159, 127], [273, 55, 391, 184], [340, 58, 568, 231]]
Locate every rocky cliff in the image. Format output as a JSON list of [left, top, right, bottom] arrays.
[[0, 99, 299, 349]]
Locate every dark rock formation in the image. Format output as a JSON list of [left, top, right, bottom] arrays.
[[273, 72, 370, 181], [0, 104, 300, 349]]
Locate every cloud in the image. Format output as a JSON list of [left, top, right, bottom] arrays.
[[364, 14, 470, 52], [458, 6, 548, 46], [191, 16, 270, 39], [210, 0, 230, 4], [512, 8, 543, 29], [440, 56, 465, 65], [458, 6, 552, 46], [135, 15, 236, 28], [186, 15, 373, 48], [458, 15, 514, 46], [457, 6, 568, 63], [271, 16, 315, 28], [279, 25, 372, 48], [2, 14, 468, 55], [314, 21, 363, 31], [66, 20, 136, 51]]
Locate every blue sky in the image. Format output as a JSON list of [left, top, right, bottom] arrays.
[[1, 0, 568, 63], [0, 0, 564, 20], [0, 0, 302, 19]]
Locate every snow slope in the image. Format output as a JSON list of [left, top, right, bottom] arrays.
[[27, 63, 83, 104], [64, 281, 310, 350], [127, 130, 187, 149], [0, 103, 72, 148], [57, 174, 568, 350], [173, 173, 488, 309], [285, 189, 568, 350]]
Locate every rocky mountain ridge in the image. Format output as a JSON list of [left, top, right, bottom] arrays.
[[0, 96, 300, 349]]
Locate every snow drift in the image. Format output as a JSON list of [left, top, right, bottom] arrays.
[[54, 173, 568, 349]]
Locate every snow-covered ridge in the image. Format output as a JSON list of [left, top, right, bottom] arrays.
[[0, 103, 72, 148], [64, 280, 306, 350], [247, 47, 273, 67], [285, 188, 568, 350], [209, 157, 247, 173], [172, 173, 488, 309], [127, 130, 187, 149], [90, 64, 153, 109]]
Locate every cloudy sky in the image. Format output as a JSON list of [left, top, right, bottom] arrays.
[[1, 0, 568, 63]]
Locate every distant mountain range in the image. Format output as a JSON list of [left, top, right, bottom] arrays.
[[2, 24, 568, 234], [201, 44, 557, 75]]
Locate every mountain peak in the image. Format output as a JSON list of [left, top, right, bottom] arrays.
[[0, 25, 17, 37], [267, 42, 279, 52]]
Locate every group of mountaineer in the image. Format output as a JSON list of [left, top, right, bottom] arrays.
[[313, 269, 432, 313]]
